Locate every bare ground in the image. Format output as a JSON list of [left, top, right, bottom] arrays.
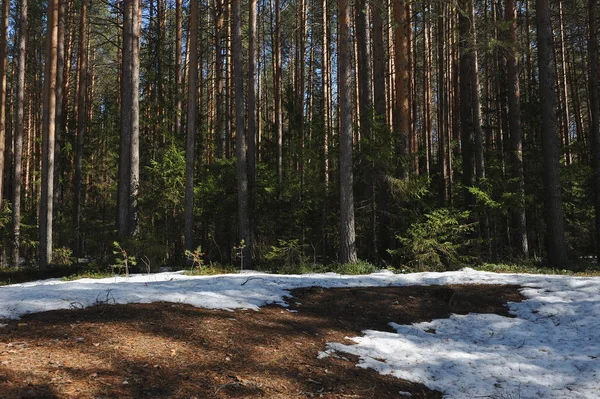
[[0, 284, 524, 398]]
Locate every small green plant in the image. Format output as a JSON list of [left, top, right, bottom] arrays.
[[233, 240, 247, 270], [334, 260, 378, 275], [112, 242, 136, 277], [185, 246, 205, 273], [52, 247, 74, 267], [389, 208, 475, 271], [265, 239, 309, 271]]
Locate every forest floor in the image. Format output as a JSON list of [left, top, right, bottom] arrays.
[[0, 284, 522, 399]]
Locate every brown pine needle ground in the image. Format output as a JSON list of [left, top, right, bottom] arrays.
[[0, 284, 523, 398]]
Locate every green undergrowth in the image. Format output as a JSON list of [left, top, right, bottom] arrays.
[[474, 262, 600, 277], [3, 259, 600, 287], [183, 263, 239, 276]]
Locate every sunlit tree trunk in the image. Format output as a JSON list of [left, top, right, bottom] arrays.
[[129, 0, 140, 237], [12, 0, 27, 267], [0, 0, 8, 208], [41, 0, 59, 269], [175, 0, 183, 136], [185, 0, 198, 254], [118, 0, 133, 238], [53, 0, 65, 204], [338, 0, 357, 263], [322, 0, 330, 187], [73, 0, 88, 256], [394, 0, 410, 179], [437, 0, 448, 203], [248, 0, 257, 243]]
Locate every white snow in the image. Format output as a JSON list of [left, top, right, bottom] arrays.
[[1, 268, 599, 398]]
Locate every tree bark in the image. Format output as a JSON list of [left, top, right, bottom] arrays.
[[589, 0, 600, 261], [41, 0, 60, 269], [371, 0, 385, 120], [506, 0, 529, 258], [185, 0, 198, 254], [275, 0, 283, 188], [118, 0, 133, 238], [536, 0, 568, 267], [73, 0, 87, 257], [248, 0, 257, 241], [394, 0, 410, 179], [232, 0, 251, 268], [338, 0, 357, 264], [175, 0, 183, 136], [12, 0, 27, 267], [0, 0, 9, 208], [459, 0, 475, 210], [214, 0, 226, 158], [53, 0, 65, 205], [129, 0, 140, 237], [437, 0, 448, 203], [355, 0, 372, 143]]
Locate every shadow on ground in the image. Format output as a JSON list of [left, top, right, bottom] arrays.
[[0, 284, 523, 398]]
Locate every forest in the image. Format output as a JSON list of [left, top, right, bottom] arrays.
[[0, 0, 599, 273]]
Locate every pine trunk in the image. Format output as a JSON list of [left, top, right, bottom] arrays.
[[12, 0, 27, 267], [41, 0, 59, 269], [589, 0, 600, 260], [536, 0, 568, 267], [232, 0, 251, 268], [73, 0, 87, 256], [184, 0, 198, 253], [338, 0, 357, 264], [506, 0, 529, 258], [0, 0, 8, 208]]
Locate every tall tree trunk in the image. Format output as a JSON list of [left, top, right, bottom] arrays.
[[506, 0, 529, 258], [118, 0, 140, 239], [423, 1, 433, 176], [185, 0, 198, 253], [558, 0, 571, 165], [12, 0, 27, 267], [214, 0, 225, 158], [118, 0, 133, 238], [322, 0, 330, 187], [129, 0, 140, 237], [371, 0, 385, 120], [73, 0, 87, 257], [536, 0, 568, 267], [175, 0, 183, 136], [248, 0, 257, 243], [459, 0, 476, 210], [0, 0, 8, 208], [232, 0, 250, 268], [338, 0, 357, 263], [394, 0, 410, 179], [470, 0, 488, 253], [589, 0, 600, 261], [275, 0, 283, 187], [41, 0, 59, 269], [53, 0, 65, 205], [355, 0, 372, 143], [437, 0, 448, 203]]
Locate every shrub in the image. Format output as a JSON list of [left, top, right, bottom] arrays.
[[389, 208, 475, 271]]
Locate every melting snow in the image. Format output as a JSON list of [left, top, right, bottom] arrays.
[[0, 268, 598, 397]]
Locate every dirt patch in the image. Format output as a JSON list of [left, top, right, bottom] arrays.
[[0, 284, 523, 398]]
